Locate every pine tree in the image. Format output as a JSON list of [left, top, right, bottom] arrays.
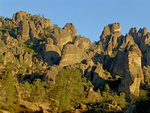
[[2, 71, 17, 103]]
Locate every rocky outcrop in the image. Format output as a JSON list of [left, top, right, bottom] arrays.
[[18, 20, 30, 43], [63, 23, 77, 37], [59, 44, 88, 67], [103, 33, 143, 101], [51, 28, 73, 50], [44, 38, 61, 65], [85, 63, 112, 88], [100, 23, 123, 56], [12, 11, 32, 24], [123, 45, 143, 101], [115, 35, 143, 101], [42, 65, 60, 84], [143, 66, 150, 85], [19, 52, 32, 67], [74, 36, 91, 51], [12, 11, 52, 44]]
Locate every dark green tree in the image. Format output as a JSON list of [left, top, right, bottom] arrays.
[[51, 68, 84, 112], [2, 71, 17, 103]]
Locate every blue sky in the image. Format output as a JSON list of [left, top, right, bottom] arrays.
[[0, 0, 150, 42]]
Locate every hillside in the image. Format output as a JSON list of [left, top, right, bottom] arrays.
[[0, 11, 150, 113]]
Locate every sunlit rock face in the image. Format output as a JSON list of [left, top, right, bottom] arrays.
[[59, 44, 88, 67], [100, 23, 123, 56]]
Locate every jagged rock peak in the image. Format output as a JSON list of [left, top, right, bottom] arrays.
[[63, 23, 77, 37], [129, 27, 137, 34], [108, 23, 121, 33], [138, 27, 147, 35], [100, 23, 121, 38]]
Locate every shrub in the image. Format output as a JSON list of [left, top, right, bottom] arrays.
[[23, 79, 47, 102]]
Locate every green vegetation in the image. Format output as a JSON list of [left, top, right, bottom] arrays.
[[18, 43, 38, 55], [86, 84, 128, 113], [1, 71, 17, 103], [23, 79, 47, 102], [134, 89, 150, 113], [50, 68, 84, 112]]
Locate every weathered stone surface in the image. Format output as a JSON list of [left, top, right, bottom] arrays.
[[3, 52, 19, 66], [85, 63, 111, 88], [51, 29, 73, 50], [42, 65, 60, 84], [143, 66, 150, 85], [94, 63, 112, 80], [44, 38, 61, 65], [123, 48, 143, 101], [18, 20, 30, 43], [104, 100, 122, 112], [108, 23, 121, 33], [139, 33, 150, 66], [19, 52, 32, 67], [3, 35, 18, 46], [86, 85, 100, 102], [12, 11, 32, 24], [105, 33, 143, 101], [63, 23, 77, 37], [118, 37, 143, 101], [19, 99, 41, 112], [74, 36, 91, 51], [59, 44, 88, 67], [29, 20, 37, 38], [100, 23, 123, 56]]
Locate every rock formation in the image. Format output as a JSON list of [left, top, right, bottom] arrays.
[[74, 36, 91, 51], [59, 44, 88, 67], [1, 11, 150, 112]]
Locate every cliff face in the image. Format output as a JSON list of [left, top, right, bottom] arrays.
[[0, 11, 150, 112]]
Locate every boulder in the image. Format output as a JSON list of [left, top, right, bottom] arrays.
[[74, 36, 91, 51], [63, 23, 77, 37], [42, 65, 60, 84], [51, 29, 73, 50], [44, 38, 61, 65], [59, 44, 88, 67]]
